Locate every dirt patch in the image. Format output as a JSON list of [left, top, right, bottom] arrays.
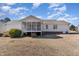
[[0, 34, 79, 56]]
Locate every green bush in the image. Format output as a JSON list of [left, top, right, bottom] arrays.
[[9, 29, 22, 38]]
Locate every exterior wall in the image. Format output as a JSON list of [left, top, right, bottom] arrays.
[[57, 24, 69, 33], [77, 26, 79, 32], [42, 22, 69, 33], [5, 21, 22, 32], [0, 22, 6, 33]]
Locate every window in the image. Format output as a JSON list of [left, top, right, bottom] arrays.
[[53, 25, 57, 29], [37, 22, 41, 30], [27, 22, 31, 30], [46, 25, 48, 29], [22, 22, 26, 29], [32, 22, 36, 30]]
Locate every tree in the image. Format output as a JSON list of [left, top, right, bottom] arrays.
[[0, 17, 11, 23], [4, 17, 11, 22], [0, 19, 4, 22], [70, 24, 76, 31]]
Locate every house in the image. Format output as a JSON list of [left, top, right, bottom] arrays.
[[77, 25, 79, 32], [0, 15, 70, 36]]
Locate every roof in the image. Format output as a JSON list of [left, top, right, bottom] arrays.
[[20, 15, 70, 25], [42, 20, 69, 25], [21, 15, 41, 21]]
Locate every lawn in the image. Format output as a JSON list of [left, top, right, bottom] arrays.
[[0, 34, 79, 56]]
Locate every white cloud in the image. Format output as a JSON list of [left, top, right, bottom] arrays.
[[47, 3, 78, 23], [1, 6, 11, 11], [58, 17, 78, 23], [47, 4, 67, 19], [16, 7, 28, 11], [1, 5, 29, 15], [36, 15, 43, 19], [32, 3, 42, 9], [67, 17, 78, 21], [54, 5, 66, 13], [18, 15, 26, 20], [0, 13, 5, 17], [48, 3, 62, 8], [9, 7, 29, 15], [64, 13, 78, 21], [57, 14, 78, 23], [0, 12, 9, 19], [47, 11, 62, 19], [0, 5, 29, 20], [64, 13, 70, 17]]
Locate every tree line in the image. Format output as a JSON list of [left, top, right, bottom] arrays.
[[0, 17, 11, 23]]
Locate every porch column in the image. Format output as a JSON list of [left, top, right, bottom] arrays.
[[31, 22, 32, 36], [36, 22, 37, 32], [41, 21, 42, 37]]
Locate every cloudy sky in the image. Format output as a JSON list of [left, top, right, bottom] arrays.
[[0, 3, 79, 25]]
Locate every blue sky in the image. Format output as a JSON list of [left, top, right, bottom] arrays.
[[0, 3, 79, 25]]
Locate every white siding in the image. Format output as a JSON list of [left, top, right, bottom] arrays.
[[0, 22, 6, 33], [77, 25, 79, 32], [6, 21, 22, 31], [42, 23, 69, 33]]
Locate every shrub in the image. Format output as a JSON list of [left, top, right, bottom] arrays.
[[9, 29, 22, 38]]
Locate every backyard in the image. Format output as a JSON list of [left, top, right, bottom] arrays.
[[0, 34, 79, 56]]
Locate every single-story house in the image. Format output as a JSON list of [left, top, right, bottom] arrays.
[[77, 25, 79, 32], [0, 15, 70, 36]]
